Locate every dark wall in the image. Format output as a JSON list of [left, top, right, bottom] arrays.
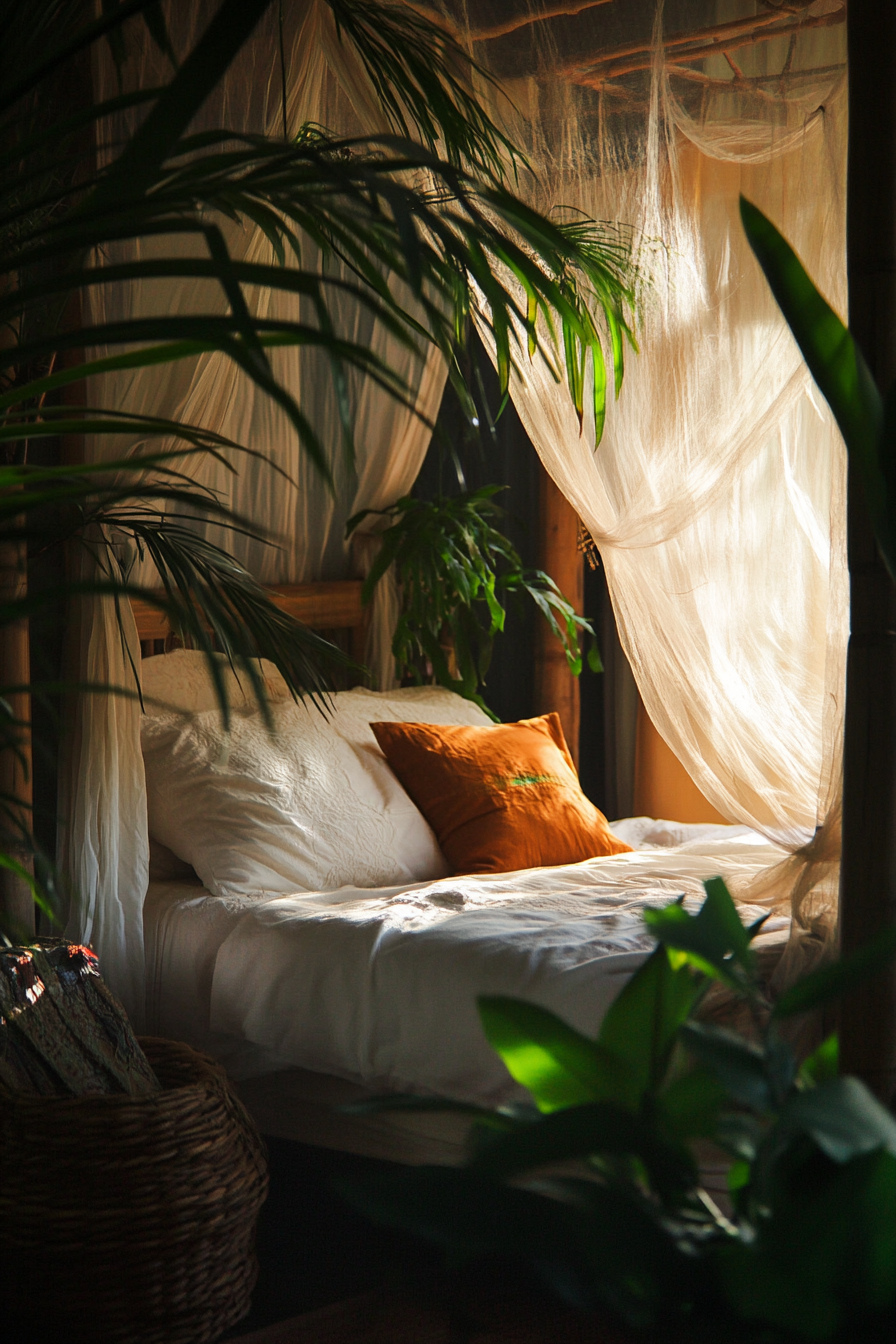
[[24, 437, 65, 885]]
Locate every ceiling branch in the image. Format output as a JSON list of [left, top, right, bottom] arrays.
[[556, 8, 789, 76], [577, 59, 845, 108], [723, 50, 746, 79], [668, 59, 844, 89], [401, 1, 613, 43], [471, 1, 614, 41], [572, 8, 845, 85]]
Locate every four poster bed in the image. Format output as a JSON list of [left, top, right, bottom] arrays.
[[62, 2, 848, 1165], [131, 583, 791, 1165]]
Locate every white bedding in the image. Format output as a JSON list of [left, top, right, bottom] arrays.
[[144, 819, 790, 1107], [141, 678, 493, 898]]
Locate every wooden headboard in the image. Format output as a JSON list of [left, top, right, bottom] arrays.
[[131, 579, 368, 663]]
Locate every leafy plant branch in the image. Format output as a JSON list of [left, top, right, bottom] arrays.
[[347, 485, 600, 714]]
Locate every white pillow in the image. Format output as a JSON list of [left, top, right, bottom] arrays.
[[142, 648, 292, 716], [140, 662, 492, 897]]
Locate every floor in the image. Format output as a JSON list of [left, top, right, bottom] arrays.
[[222, 1138, 629, 1344], [221, 1138, 443, 1336]]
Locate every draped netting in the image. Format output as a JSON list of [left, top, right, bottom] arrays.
[[63, 1, 448, 1018], [449, 0, 848, 981]]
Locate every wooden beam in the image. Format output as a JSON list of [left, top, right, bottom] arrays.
[[533, 464, 583, 768], [839, 0, 896, 1105], [130, 579, 365, 643]]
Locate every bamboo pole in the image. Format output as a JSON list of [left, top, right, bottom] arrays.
[[840, 0, 896, 1104], [533, 463, 583, 768]]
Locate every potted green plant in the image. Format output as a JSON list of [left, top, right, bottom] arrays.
[[337, 879, 896, 1341]]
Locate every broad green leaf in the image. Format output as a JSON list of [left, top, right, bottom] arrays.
[[715, 1111, 765, 1164], [773, 926, 896, 1019], [741, 197, 896, 579], [659, 1068, 728, 1140], [727, 1160, 750, 1194], [778, 1076, 896, 1163], [799, 1032, 839, 1087], [679, 1022, 771, 1112], [477, 996, 636, 1113], [597, 944, 704, 1102], [470, 1100, 698, 1203], [719, 1149, 896, 1338], [644, 877, 758, 990]]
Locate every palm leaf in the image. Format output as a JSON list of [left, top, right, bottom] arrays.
[[740, 196, 895, 577]]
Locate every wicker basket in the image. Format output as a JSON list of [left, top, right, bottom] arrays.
[[0, 1036, 269, 1344]]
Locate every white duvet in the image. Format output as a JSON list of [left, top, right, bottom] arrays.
[[145, 819, 790, 1107]]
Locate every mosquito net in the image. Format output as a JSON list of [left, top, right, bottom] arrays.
[[455, 0, 847, 983]]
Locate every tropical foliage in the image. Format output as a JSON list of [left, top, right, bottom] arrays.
[[0, 0, 640, 928], [338, 879, 896, 1341], [347, 485, 600, 714], [740, 197, 896, 579]]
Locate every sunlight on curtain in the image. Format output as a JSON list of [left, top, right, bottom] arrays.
[[63, 1, 446, 1017], [465, 0, 847, 978]]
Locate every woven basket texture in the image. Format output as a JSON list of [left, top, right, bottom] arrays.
[[0, 1036, 269, 1344]]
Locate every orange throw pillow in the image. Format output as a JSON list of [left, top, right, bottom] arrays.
[[370, 712, 632, 875]]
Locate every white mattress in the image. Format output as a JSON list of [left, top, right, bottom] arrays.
[[144, 818, 790, 1109]]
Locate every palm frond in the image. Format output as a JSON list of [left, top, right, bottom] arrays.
[[3, 130, 637, 464], [0, 0, 640, 931], [325, 0, 520, 182], [1, 455, 354, 730], [1, 2, 638, 470]]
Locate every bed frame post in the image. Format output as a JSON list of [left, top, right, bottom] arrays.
[[839, 0, 896, 1105], [533, 462, 583, 768]]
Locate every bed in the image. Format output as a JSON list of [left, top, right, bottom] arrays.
[[133, 584, 791, 1166]]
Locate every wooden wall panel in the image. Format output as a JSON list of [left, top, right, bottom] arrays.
[[533, 464, 583, 767], [632, 700, 726, 825]]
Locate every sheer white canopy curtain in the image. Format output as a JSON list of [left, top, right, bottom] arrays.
[[62, 1, 447, 1019], [461, 0, 848, 975]]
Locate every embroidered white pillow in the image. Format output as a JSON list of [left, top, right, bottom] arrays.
[[140, 673, 491, 897], [141, 648, 292, 716]]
